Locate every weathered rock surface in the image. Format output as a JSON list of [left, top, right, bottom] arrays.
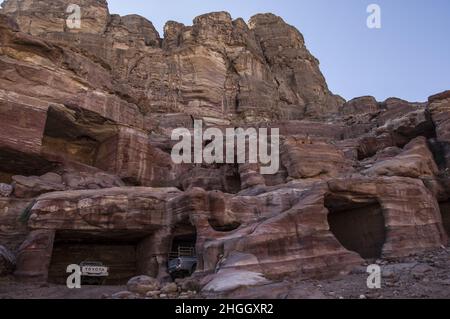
[[0, 245, 15, 275], [1, 0, 342, 123], [12, 173, 65, 198], [60, 167, 125, 190], [0, 198, 30, 251], [341, 96, 379, 116], [429, 91, 450, 167], [14, 229, 55, 282], [127, 275, 160, 295], [1, 0, 109, 35], [362, 137, 438, 178], [27, 187, 181, 231], [202, 270, 270, 293], [0, 0, 449, 297], [281, 136, 354, 179]]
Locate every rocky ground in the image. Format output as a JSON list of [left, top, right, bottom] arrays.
[[224, 246, 450, 299], [0, 279, 126, 299], [0, 0, 450, 299], [1, 246, 449, 299]]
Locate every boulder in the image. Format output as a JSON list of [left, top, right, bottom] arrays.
[[161, 282, 178, 294], [202, 270, 270, 293], [12, 173, 65, 198], [281, 136, 354, 179], [61, 169, 124, 190], [0, 1, 449, 295], [127, 276, 160, 295], [363, 137, 439, 178]]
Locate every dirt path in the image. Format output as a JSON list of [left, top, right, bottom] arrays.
[[224, 246, 450, 299], [1, 247, 449, 299], [0, 279, 125, 299]]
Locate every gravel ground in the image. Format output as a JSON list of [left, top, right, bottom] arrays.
[[224, 246, 450, 299], [0, 278, 126, 299], [1, 246, 449, 299]]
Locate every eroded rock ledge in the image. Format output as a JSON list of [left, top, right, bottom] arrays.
[[0, 0, 449, 293]]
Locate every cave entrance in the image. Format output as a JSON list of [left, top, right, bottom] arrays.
[[42, 105, 117, 166], [440, 202, 450, 237], [48, 231, 149, 285], [223, 164, 242, 194], [325, 194, 386, 259], [168, 221, 197, 278]]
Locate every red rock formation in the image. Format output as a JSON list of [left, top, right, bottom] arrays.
[[429, 90, 450, 167], [0, 0, 449, 293]]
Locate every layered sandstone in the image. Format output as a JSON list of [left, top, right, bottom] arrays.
[[0, 0, 449, 293]]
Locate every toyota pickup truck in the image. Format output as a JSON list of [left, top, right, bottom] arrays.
[[80, 261, 109, 285], [168, 247, 197, 279]]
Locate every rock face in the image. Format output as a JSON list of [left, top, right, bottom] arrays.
[[127, 275, 160, 295], [362, 137, 438, 178], [0, 0, 449, 294], [202, 269, 271, 293], [248, 13, 344, 118], [27, 187, 181, 231], [0, 0, 341, 123], [0, 245, 15, 275], [1, 0, 109, 35], [281, 136, 354, 179], [429, 91, 450, 167], [0, 198, 29, 251]]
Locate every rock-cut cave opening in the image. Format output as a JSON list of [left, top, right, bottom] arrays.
[[41, 105, 117, 166], [325, 194, 386, 259], [48, 231, 150, 285]]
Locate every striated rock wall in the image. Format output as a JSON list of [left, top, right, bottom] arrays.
[[1, 0, 342, 122], [1, 0, 109, 35], [0, 0, 449, 290]]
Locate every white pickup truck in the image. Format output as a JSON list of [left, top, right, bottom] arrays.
[[168, 246, 197, 279], [80, 261, 109, 285]]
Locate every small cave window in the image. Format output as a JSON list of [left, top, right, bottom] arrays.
[[208, 219, 241, 232], [223, 164, 241, 194], [325, 194, 386, 259]]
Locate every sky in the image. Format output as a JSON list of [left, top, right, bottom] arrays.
[[107, 0, 450, 102]]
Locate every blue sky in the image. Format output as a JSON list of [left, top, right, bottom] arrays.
[[108, 0, 450, 102]]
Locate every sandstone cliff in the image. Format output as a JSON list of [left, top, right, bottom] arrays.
[[0, 0, 449, 293]]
